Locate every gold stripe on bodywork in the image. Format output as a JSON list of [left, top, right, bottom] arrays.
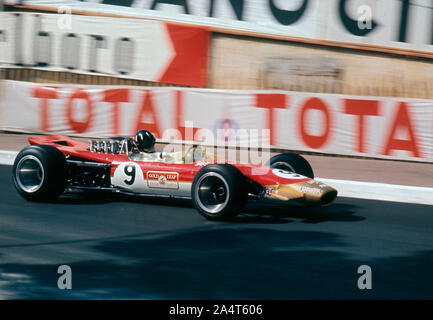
[[265, 180, 337, 205]]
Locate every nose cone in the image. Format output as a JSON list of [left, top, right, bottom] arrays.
[[265, 180, 338, 206], [319, 188, 338, 206]]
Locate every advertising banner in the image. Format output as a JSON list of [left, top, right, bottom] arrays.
[[5, 0, 433, 55], [1, 80, 432, 163], [0, 12, 210, 86]]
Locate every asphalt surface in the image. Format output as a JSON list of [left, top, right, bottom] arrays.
[[0, 164, 432, 299]]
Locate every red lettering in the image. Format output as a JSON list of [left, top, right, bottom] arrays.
[[255, 94, 287, 146], [102, 89, 130, 136], [382, 102, 421, 158], [299, 97, 332, 149], [66, 89, 94, 134], [344, 99, 380, 153], [33, 86, 58, 131], [134, 91, 162, 138]]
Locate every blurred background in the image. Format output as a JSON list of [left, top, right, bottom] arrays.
[[1, 1, 433, 301], [0, 0, 432, 162]]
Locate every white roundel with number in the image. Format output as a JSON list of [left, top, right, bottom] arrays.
[[272, 169, 306, 180], [111, 162, 190, 197], [112, 162, 145, 191]]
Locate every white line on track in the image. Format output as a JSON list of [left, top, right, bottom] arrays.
[[0, 150, 431, 206], [316, 178, 433, 206], [0, 151, 18, 166]]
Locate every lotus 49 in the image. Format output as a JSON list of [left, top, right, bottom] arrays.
[[12, 131, 337, 220]]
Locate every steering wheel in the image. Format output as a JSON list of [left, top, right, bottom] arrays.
[[184, 145, 205, 163]]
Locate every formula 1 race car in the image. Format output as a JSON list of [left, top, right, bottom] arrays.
[[12, 133, 337, 220]]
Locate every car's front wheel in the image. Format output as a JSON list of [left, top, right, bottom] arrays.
[[191, 164, 246, 221], [267, 153, 314, 179], [13, 145, 68, 201]]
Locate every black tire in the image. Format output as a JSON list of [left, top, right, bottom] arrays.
[[191, 164, 246, 221], [267, 153, 314, 179], [12, 145, 68, 201]]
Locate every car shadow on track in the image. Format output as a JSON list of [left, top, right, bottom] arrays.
[[237, 202, 364, 224], [56, 190, 364, 224], [56, 190, 193, 208]]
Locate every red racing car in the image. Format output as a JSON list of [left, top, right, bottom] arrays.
[[12, 130, 337, 220]]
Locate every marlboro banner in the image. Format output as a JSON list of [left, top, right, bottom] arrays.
[[0, 12, 210, 87], [4, 0, 433, 55]]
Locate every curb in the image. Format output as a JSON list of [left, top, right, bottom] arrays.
[[0, 151, 18, 166], [317, 178, 433, 206]]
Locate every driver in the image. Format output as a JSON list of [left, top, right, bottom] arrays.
[[133, 130, 179, 163], [135, 130, 156, 153]]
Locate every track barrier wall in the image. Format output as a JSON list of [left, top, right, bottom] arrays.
[[0, 80, 432, 163]]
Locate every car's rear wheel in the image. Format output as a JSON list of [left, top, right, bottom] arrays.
[[13, 145, 68, 201], [267, 153, 314, 179], [191, 164, 246, 221]]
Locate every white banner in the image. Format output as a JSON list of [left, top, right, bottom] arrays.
[[0, 12, 210, 86], [1, 80, 433, 163], [5, 0, 433, 54]]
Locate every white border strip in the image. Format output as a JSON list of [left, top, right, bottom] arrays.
[[0, 150, 431, 206], [0, 151, 18, 165], [317, 178, 433, 206]]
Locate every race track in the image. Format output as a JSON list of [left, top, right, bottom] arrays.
[[0, 164, 432, 299]]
